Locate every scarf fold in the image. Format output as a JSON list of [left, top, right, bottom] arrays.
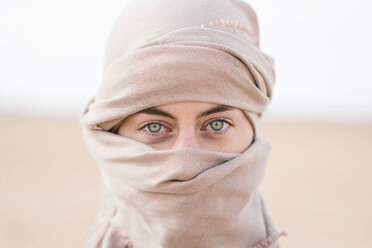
[[81, 128, 287, 248], [80, 0, 276, 136], [79, 0, 288, 247]]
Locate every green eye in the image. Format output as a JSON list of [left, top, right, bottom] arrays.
[[210, 120, 224, 131], [147, 123, 161, 133]]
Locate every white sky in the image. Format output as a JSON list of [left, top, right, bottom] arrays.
[[0, 0, 371, 122]]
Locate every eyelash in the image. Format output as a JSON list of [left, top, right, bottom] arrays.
[[138, 118, 233, 138]]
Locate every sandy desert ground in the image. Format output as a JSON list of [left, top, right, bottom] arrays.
[[1, 117, 371, 248]]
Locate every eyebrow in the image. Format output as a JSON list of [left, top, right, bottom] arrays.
[[137, 104, 235, 119]]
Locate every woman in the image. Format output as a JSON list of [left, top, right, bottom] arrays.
[[79, 0, 288, 247]]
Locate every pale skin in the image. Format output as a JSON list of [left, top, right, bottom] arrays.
[[117, 101, 254, 153]]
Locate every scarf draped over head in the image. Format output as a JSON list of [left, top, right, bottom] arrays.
[[80, 0, 276, 135], [79, 0, 287, 247]]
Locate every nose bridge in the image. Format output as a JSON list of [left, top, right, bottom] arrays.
[[172, 124, 200, 149]]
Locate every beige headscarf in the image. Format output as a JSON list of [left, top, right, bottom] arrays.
[[79, 0, 288, 247]]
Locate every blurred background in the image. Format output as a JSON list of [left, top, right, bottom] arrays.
[[1, 0, 371, 247]]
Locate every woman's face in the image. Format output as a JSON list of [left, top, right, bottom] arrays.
[[117, 101, 254, 153]]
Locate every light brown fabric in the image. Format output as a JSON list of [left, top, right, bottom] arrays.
[[79, 0, 287, 247]]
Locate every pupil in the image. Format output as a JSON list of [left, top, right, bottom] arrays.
[[211, 120, 223, 131]]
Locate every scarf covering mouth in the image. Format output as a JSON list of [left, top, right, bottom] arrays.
[[79, 0, 288, 247], [81, 130, 287, 248]]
